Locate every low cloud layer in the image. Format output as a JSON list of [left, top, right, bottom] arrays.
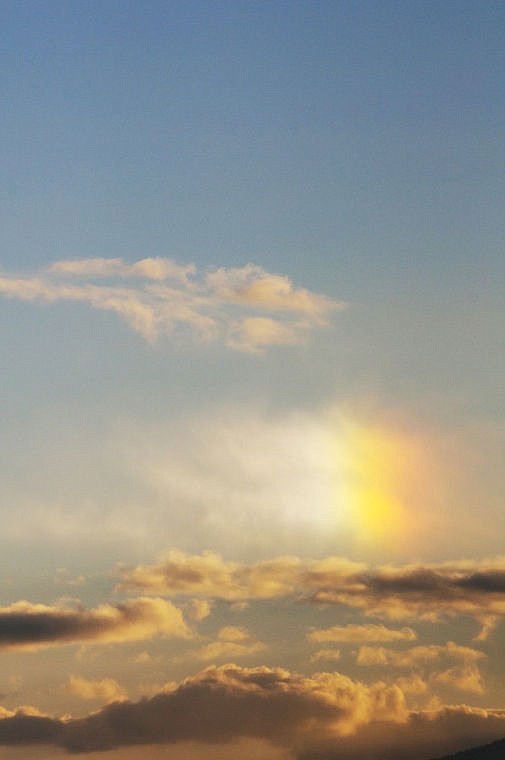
[[0, 257, 343, 351], [0, 665, 503, 759], [0, 597, 191, 650], [119, 550, 505, 629]]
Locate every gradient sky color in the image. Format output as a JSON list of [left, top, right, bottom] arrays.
[[1, 2, 505, 759]]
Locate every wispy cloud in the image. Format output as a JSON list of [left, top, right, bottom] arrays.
[[0, 257, 343, 351], [0, 597, 191, 651], [308, 623, 417, 644], [119, 550, 505, 629]]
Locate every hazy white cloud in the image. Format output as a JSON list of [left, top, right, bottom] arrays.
[[0, 257, 343, 351], [0, 597, 192, 651]]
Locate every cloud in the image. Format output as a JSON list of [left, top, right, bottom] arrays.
[[192, 626, 266, 662], [355, 642, 485, 669], [0, 664, 407, 753], [67, 676, 126, 703], [0, 597, 191, 651], [431, 665, 485, 695], [0, 665, 503, 759], [118, 551, 505, 627], [310, 649, 342, 663], [308, 623, 417, 644], [297, 706, 505, 760], [0, 257, 343, 351], [118, 550, 365, 602]]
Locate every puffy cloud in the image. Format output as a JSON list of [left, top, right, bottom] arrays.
[[0, 664, 407, 753], [118, 550, 365, 602], [0, 666, 502, 759], [0, 597, 191, 651], [0, 258, 343, 351], [119, 551, 505, 627], [308, 623, 417, 644]]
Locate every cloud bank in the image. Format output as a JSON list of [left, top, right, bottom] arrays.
[[0, 257, 343, 351], [0, 665, 503, 759]]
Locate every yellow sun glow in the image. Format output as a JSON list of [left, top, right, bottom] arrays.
[[332, 418, 432, 550]]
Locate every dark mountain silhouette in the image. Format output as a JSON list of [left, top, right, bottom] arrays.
[[429, 737, 505, 760]]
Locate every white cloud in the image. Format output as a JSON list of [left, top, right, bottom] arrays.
[[0, 257, 343, 351]]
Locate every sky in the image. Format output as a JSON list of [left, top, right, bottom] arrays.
[[0, 1, 505, 758]]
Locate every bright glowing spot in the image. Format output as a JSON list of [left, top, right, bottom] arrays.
[[331, 417, 433, 549]]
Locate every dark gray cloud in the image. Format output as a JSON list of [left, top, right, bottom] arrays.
[[0, 666, 503, 758], [0, 598, 190, 650]]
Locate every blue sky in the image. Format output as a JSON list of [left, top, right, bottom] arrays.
[[0, 3, 505, 759]]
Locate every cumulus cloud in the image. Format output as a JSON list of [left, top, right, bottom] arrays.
[[0, 665, 503, 759], [0, 597, 191, 651], [0, 257, 343, 351], [0, 664, 408, 753], [117, 550, 365, 602], [118, 550, 505, 627]]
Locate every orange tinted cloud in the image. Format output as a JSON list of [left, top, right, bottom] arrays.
[[119, 550, 505, 627], [0, 666, 502, 759], [0, 597, 191, 650], [356, 642, 485, 669], [67, 676, 126, 703], [308, 623, 417, 643]]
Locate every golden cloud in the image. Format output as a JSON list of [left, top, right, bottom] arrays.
[[0, 597, 192, 650], [355, 642, 485, 669], [67, 676, 126, 703], [119, 550, 505, 628], [308, 623, 417, 644], [0, 665, 502, 759]]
